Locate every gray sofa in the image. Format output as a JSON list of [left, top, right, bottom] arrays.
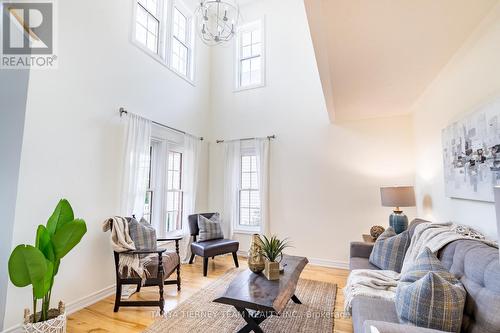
[[349, 219, 500, 333]]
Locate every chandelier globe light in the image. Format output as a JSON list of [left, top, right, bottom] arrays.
[[196, 0, 240, 46]]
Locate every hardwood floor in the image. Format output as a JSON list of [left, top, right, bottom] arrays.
[[67, 256, 353, 333]]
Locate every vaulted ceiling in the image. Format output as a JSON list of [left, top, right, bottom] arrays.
[[304, 0, 498, 122]]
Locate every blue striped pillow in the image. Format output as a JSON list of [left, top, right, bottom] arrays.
[[369, 227, 410, 272], [395, 248, 466, 333]]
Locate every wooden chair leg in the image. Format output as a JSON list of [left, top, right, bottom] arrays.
[[136, 282, 141, 293], [232, 252, 239, 268], [203, 257, 208, 277], [176, 264, 181, 291], [114, 283, 122, 312], [189, 253, 195, 264], [158, 255, 165, 315]]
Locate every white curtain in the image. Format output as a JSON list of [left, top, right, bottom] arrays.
[[151, 140, 169, 237], [255, 138, 270, 235], [121, 114, 152, 218], [223, 141, 241, 239], [180, 135, 201, 262]]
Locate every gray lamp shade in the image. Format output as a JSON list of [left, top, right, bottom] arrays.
[[380, 186, 416, 208]]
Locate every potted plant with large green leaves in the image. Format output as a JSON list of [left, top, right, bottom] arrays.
[[8, 199, 87, 333]]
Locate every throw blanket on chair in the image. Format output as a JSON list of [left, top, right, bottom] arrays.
[[343, 222, 498, 313], [102, 216, 152, 281]]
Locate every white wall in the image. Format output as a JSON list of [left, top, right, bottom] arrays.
[[0, 68, 29, 330], [412, 3, 500, 239], [3, 0, 210, 329], [208, 0, 416, 264]]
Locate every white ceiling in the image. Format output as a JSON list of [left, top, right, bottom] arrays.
[[304, 0, 499, 122]]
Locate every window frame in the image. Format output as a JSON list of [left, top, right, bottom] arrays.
[[165, 149, 184, 232], [146, 138, 185, 233], [169, 2, 194, 80], [130, 0, 196, 86], [234, 147, 261, 234], [234, 18, 266, 92], [131, 0, 168, 64]]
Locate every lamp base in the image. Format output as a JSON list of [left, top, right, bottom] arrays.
[[389, 211, 408, 234]]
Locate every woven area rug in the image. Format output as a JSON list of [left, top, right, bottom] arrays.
[[144, 269, 337, 333]]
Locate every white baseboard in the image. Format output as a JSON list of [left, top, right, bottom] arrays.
[[2, 285, 115, 333], [237, 250, 248, 258], [237, 251, 349, 270], [308, 257, 349, 270]]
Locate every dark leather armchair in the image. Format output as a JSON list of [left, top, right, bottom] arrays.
[[188, 213, 239, 276]]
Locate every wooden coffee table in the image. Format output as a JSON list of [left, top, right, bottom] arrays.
[[213, 255, 308, 333]]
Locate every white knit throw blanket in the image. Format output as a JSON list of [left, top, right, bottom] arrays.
[[102, 216, 152, 281], [343, 222, 498, 313]]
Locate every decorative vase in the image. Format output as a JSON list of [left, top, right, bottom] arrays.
[[23, 301, 66, 333], [389, 210, 408, 234], [264, 260, 280, 280], [248, 234, 265, 274]]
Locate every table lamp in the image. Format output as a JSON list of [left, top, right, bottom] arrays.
[[380, 186, 416, 234]]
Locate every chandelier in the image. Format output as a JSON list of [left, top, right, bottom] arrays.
[[196, 0, 240, 46]]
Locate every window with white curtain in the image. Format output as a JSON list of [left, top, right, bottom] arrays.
[[143, 145, 154, 223], [166, 150, 183, 231], [235, 19, 265, 91], [132, 0, 195, 83], [238, 150, 261, 231], [145, 142, 184, 232]]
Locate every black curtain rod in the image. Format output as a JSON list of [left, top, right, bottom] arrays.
[[119, 107, 204, 141], [216, 135, 276, 144]]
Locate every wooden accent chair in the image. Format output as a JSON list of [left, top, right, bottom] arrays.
[[188, 213, 240, 276], [113, 235, 182, 314]]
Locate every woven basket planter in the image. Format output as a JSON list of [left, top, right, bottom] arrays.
[[22, 302, 66, 333]]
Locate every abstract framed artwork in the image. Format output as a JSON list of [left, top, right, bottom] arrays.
[[442, 99, 500, 202]]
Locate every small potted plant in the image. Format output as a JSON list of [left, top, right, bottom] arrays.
[[8, 199, 87, 333], [259, 235, 291, 280]]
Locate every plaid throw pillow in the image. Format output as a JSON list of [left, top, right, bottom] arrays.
[[197, 214, 224, 242], [369, 227, 410, 272], [396, 248, 466, 333], [127, 217, 157, 251]]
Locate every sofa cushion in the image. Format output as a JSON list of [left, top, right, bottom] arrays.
[[191, 238, 239, 257], [438, 240, 500, 333], [363, 320, 449, 333], [396, 248, 466, 333], [197, 214, 224, 241], [369, 227, 410, 272], [351, 296, 400, 333], [350, 257, 380, 271], [122, 250, 179, 279]]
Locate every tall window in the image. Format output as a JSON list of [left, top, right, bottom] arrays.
[[135, 0, 161, 54], [235, 20, 265, 90], [171, 7, 191, 77], [143, 146, 154, 223], [132, 0, 194, 82], [239, 154, 261, 228], [145, 142, 184, 233], [166, 151, 183, 231]]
